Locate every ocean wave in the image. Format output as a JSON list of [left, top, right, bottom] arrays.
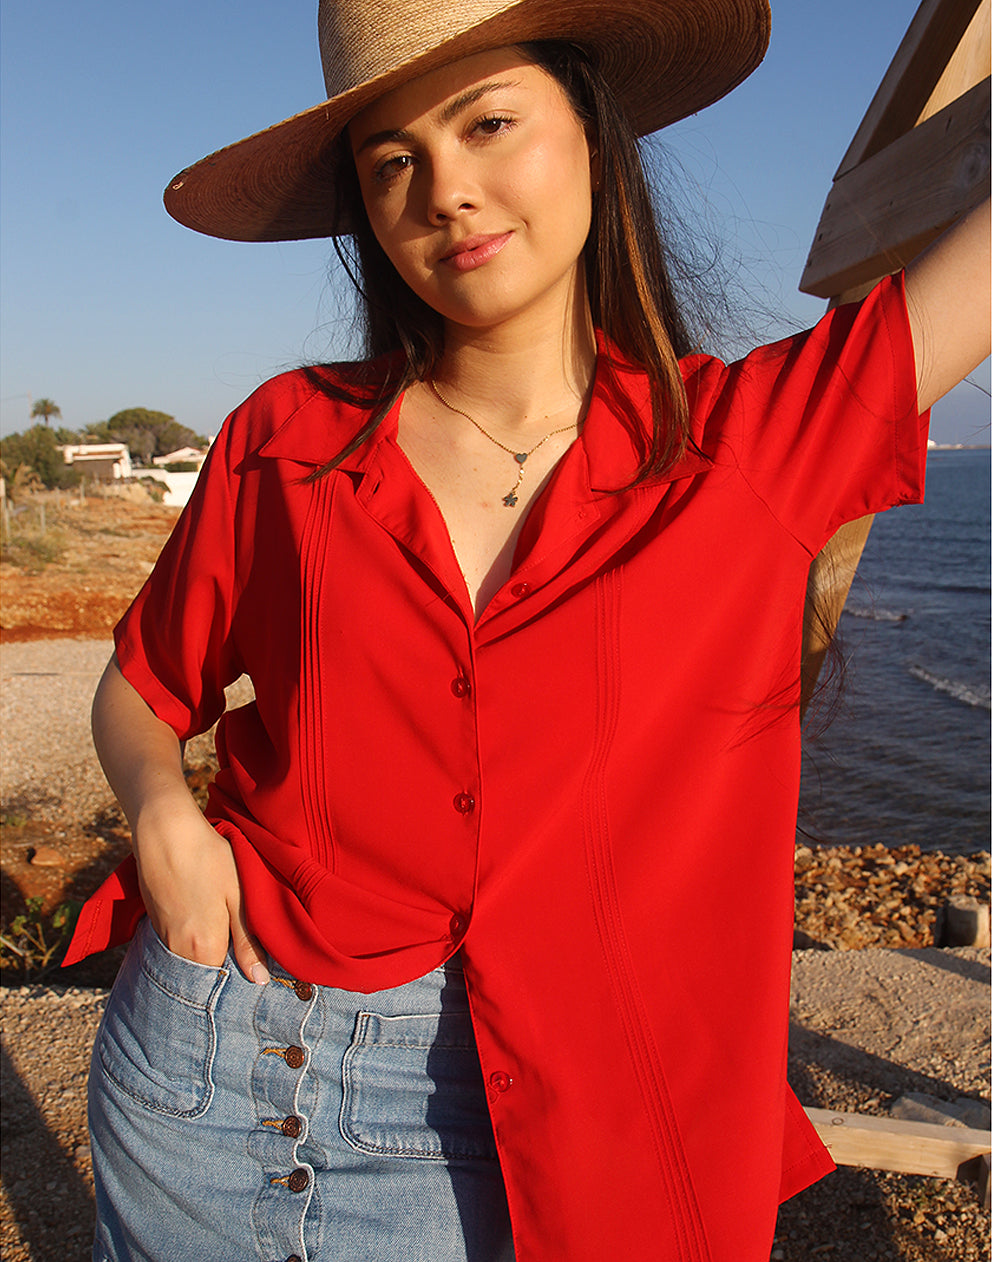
[[908, 664, 991, 710], [843, 606, 909, 623], [922, 582, 991, 597]]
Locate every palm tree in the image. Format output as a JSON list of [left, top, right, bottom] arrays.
[[30, 398, 61, 427]]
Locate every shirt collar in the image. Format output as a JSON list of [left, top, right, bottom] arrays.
[[583, 332, 712, 492], [257, 357, 403, 472], [258, 338, 711, 489]]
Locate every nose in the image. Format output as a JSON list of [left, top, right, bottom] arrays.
[[424, 151, 477, 225]]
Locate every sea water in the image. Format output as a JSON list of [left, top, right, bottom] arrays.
[[799, 448, 990, 855]]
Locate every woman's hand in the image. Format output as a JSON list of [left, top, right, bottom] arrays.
[[132, 801, 269, 981], [92, 654, 269, 983]]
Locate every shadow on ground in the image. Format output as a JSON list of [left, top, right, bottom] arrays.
[[0, 1039, 95, 1260]]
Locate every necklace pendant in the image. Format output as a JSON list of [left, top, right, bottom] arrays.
[[502, 492, 519, 507], [513, 452, 528, 464]]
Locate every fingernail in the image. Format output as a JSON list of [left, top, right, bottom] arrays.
[[251, 962, 271, 986]]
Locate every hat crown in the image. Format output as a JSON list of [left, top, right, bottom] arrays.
[[318, 0, 523, 99]]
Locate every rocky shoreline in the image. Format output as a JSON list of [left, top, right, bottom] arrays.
[[793, 842, 991, 952]]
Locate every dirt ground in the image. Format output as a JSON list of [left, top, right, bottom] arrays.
[[0, 488, 180, 643]]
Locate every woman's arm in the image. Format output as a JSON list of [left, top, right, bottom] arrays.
[[905, 196, 990, 413], [92, 653, 269, 982]]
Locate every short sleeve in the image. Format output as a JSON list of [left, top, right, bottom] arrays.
[[113, 414, 247, 741], [683, 272, 929, 556]]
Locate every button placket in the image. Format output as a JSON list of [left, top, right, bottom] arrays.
[[248, 973, 319, 1262]]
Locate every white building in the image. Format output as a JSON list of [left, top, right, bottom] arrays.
[[59, 442, 132, 481], [152, 446, 208, 468]]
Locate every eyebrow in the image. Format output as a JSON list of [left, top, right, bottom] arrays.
[[354, 80, 522, 155]]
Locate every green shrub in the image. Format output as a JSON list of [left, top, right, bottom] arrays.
[[0, 897, 82, 982], [1, 530, 67, 572]]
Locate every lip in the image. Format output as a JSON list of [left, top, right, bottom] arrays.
[[439, 232, 512, 273]]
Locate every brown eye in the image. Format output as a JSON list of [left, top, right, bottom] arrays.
[[373, 153, 414, 183], [473, 116, 513, 138]]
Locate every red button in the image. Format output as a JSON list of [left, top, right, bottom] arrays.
[[450, 913, 468, 937], [489, 1070, 512, 1093], [510, 582, 530, 598], [450, 676, 472, 698], [453, 792, 475, 814]]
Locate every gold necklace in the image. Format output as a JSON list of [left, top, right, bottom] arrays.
[[429, 379, 577, 508]]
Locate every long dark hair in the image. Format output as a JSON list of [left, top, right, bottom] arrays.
[[306, 40, 700, 481]]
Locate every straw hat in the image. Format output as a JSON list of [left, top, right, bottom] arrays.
[[164, 0, 771, 242]]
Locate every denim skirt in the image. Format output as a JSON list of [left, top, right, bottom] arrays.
[[88, 918, 515, 1262]]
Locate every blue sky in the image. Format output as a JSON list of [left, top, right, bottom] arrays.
[[2, 1, 988, 444]]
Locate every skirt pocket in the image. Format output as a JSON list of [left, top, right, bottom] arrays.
[[96, 918, 229, 1118], [340, 1008, 498, 1161]]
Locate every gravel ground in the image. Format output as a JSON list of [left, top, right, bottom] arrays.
[[1, 637, 989, 1260], [1, 639, 116, 825], [1, 638, 251, 825]]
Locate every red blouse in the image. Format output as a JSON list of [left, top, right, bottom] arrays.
[[66, 274, 928, 1261]]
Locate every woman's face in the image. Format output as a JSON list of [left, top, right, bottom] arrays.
[[348, 47, 596, 334]]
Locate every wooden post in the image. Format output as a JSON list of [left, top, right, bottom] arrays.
[[799, 0, 991, 714]]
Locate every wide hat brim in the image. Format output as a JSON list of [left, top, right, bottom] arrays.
[[165, 0, 771, 242]]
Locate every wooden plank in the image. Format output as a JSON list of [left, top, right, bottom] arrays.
[[800, 78, 990, 298], [918, 0, 991, 122], [806, 1107, 992, 1179], [836, 0, 982, 178]]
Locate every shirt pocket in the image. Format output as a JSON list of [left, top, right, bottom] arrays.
[[339, 1009, 498, 1161], [96, 918, 228, 1118]]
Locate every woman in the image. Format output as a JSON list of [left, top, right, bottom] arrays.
[[65, 1, 990, 1259]]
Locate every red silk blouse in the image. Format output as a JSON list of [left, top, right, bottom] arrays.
[[65, 274, 928, 1261]]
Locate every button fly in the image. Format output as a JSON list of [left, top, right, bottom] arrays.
[[284, 1045, 305, 1070], [282, 1115, 303, 1138]]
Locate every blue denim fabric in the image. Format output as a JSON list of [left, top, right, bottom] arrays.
[[89, 919, 515, 1262]]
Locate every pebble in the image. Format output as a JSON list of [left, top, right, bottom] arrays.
[[27, 846, 63, 868]]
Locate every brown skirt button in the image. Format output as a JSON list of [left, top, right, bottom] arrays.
[[281, 1115, 303, 1138], [287, 1167, 309, 1193], [293, 980, 314, 1001], [284, 1045, 305, 1069]]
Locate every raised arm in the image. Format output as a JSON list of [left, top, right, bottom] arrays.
[[92, 654, 268, 982], [905, 197, 991, 413]]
